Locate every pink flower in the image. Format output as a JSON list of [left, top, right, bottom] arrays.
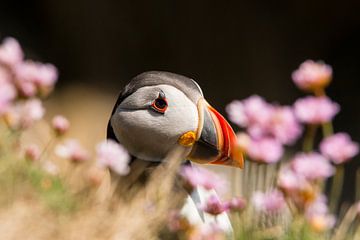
[[291, 152, 334, 180], [42, 161, 59, 176], [199, 195, 229, 215], [278, 166, 317, 207], [24, 144, 41, 161], [0, 80, 16, 115], [228, 197, 246, 212], [225, 100, 247, 127], [252, 190, 286, 213], [96, 140, 130, 175], [0, 37, 23, 67], [15, 61, 58, 96], [267, 106, 302, 145], [226, 95, 272, 128], [305, 195, 336, 232], [180, 166, 227, 192], [294, 96, 340, 124], [5, 98, 45, 129], [320, 133, 359, 164], [167, 211, 191, 232], [242, 95, 273, 127], [278, 166, 309, 192], [55, 139, 89, 162], [52, 115, 70, 136], [227, 97, 302, 145], [189, 223, 225, 240], [246, 137, 284, 163], [292, 60, 332, 92]]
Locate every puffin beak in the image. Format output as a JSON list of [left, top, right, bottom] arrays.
[[187, 99, 244, 168]]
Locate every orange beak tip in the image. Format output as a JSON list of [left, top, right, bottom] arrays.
[[208, 105, 245, 169]]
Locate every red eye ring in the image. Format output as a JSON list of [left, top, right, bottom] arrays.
[[151, 97, 168, 113]]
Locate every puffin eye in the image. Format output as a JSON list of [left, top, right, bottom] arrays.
[[151, 96, 168, 114]]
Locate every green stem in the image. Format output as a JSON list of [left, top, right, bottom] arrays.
[[302, 124, 317, 152], [329, 165, 344, 213], [322, 121, 334, 138], [39, 137, 56, 161]]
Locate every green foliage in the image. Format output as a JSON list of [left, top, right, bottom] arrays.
[[0, 150, 76, 213]]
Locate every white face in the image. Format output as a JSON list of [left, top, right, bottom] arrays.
[[111, 84, 199, 161]]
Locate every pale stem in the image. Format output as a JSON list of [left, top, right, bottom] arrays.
[[329, 165, 345, 214], [331, 203, 358, 240]]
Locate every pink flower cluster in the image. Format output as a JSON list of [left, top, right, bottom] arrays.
[[320, 133, 359, 164], [0, 37, 58, 129], [294, 96, 339, 124], [199, 195, 230, 215], [96, 139, 131, 176], [5, 98, 45, 129], [55, 139, 90, 163], [291, 152, 334, 180], [180, 166, 227, 193], [226, 95, 302, 163], [277, 152, 335, 214], [0, 37, 58, 98], [199, 194, 246, 216], [251, 190, 286, 213], [52, 115, 70, 136], [292, 60, 332, 92], [305, 195, 336, 232]]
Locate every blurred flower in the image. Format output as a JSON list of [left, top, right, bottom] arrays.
[[305, 195, 335, 232], [278, 166, 317, 206], [42, 161, 59, 176], [96, 140, 130, 176], [236, 132, 251, 151], [226, 95, 272, 129], [180, 166, 227, 192], [0, 37, 23, 67], [24, 144, 41, 162], [246, 137, 284, 163], [86, 166, 107, 187], [228, 196, 246, 212], [55, 139, 89, 162], [240, 95, 273, 128], [308, 214, 336, 233], [294, 96, 339, 124], [52, 115, 70, 136], [199, 195, 229, 216], [291, 152, 334, 180], [225, 100, 247, 127], [252, 190, 286, 213], [4, 98, 45, 129], [167, 210, 191, 232], [278, 166, 309, 192], [227, 96, 301, 145], [292, 60, 332, 92], [189, 223, 225, 240], [320, 133, 359, 164], [278, 167, 307, 191], [267, 106, 302, 145], [0, 78, 16, 115], [14, 60, 58, 97]]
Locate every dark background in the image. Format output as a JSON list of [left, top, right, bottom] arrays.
[[1, 0, 359, 202]]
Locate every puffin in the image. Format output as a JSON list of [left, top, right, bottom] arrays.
[[107, 71, 244, 235]]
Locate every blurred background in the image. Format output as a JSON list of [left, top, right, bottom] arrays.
[[1, 0, 359, 202]]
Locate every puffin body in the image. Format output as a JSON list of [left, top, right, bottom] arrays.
[[107, 71, 243, 237]]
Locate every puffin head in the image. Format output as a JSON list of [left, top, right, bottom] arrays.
[[107, 71, 243, 168]]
